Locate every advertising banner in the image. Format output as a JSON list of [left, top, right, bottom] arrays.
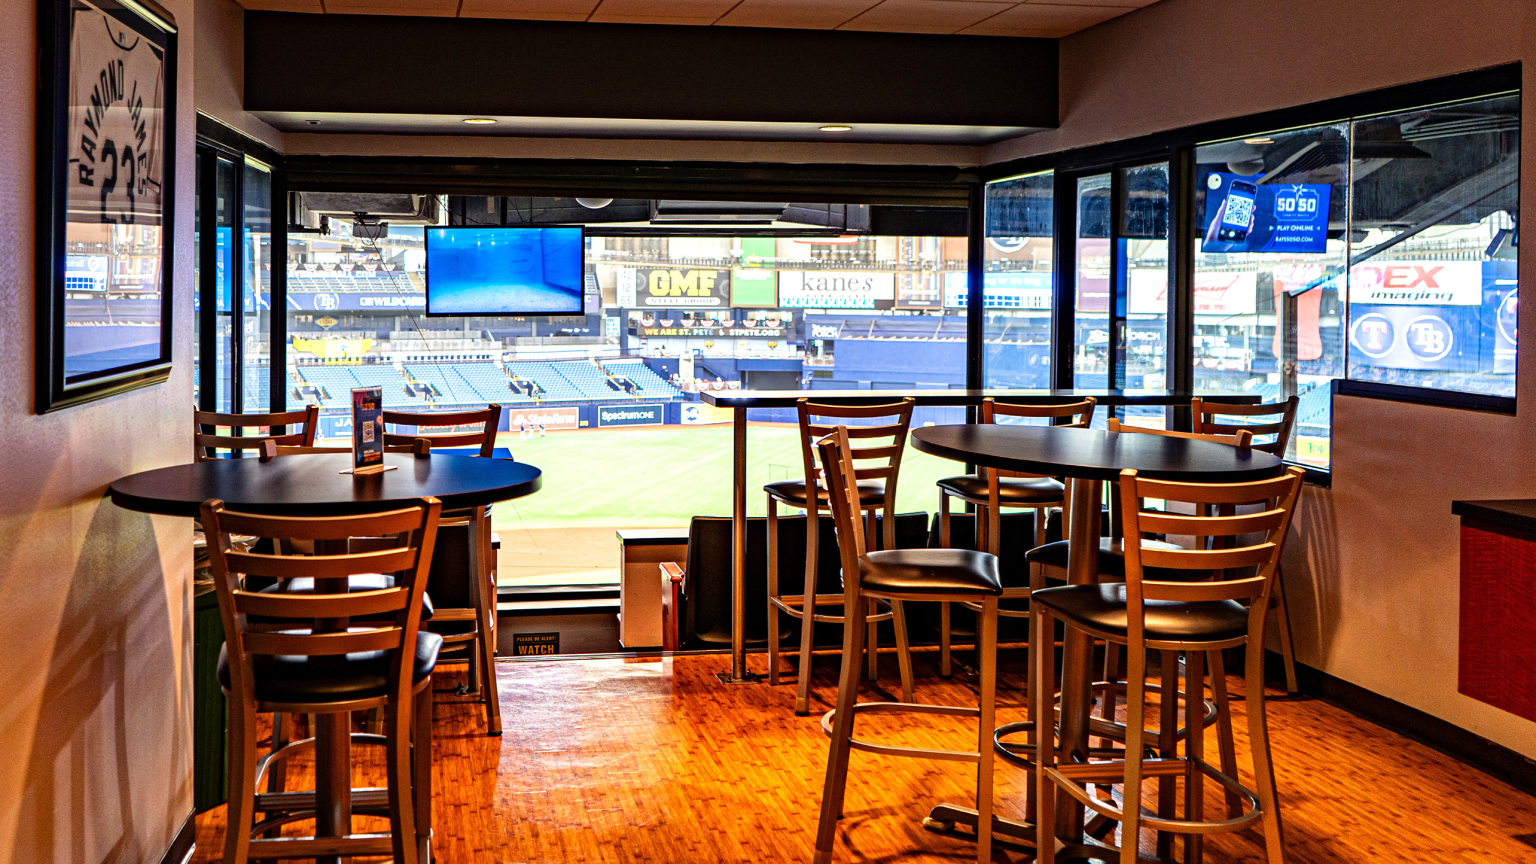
[[1346, 261, 1482, 306], [288, 290, 426, 312], [627, 267, 731, 307], [598, 403, 664, 427], [1348, 305, 1479, 372], [507, 406, 581, 431], [1076, 238, 1111, 312], [680, 403, 733, 425], [943, 271, 1052, 309], [777, 271, 895, 309], [1200, 172, 1332, 254], [731, 269, 778, 307], [1128, 270, 1258, 316], [896, 271, 943, 309]]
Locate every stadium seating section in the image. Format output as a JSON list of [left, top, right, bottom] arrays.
[[603, 360, 684, 399], [293, 359, 683, 410]]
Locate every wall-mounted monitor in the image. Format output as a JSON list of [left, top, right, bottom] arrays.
[[424, 226, 584, 316]]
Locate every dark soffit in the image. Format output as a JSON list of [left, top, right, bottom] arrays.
[[244, 13, 1058, 130]]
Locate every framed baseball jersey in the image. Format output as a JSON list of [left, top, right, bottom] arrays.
[[38, 0, 176, 412]]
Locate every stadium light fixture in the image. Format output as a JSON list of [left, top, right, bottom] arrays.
[[820, 125, 853, 132]]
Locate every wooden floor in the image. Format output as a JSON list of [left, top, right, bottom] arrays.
[[193, 648, 1536, 863]]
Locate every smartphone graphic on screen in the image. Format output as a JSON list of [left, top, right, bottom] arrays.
[[1218, 180, 1258, 243]]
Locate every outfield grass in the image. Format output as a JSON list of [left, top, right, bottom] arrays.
[[489, 423, 960, 530]]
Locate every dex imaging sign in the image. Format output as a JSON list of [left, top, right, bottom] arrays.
[[598, 404, 664, 427]]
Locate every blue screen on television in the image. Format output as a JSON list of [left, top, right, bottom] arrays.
[[425, 226, 584, 315]]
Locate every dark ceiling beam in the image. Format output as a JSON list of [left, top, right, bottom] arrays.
[[282, 156, 979, 206], [244, 13, 1057, 129]]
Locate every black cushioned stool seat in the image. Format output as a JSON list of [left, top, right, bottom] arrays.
[[765, 478, 885, 507], [217, 630, 444, 704], [936, 474, 1064, 505], [259, 574, 435, 620], [860, 549, 1003, 597], [1025, 539, 1193, 582], [1030, 583, 1248, 643]]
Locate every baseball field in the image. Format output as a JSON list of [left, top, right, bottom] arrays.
[[488, 422, 960, 532]]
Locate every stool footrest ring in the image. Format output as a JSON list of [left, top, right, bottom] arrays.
[[822, 701, 983, 763], [1043, 756, 1262, 835]]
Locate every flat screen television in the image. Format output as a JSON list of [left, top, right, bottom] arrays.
[[424, 226, 585, 316]]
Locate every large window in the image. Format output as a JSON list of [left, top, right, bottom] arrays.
[[1346, 94, 1519, 399], [1194, 123, 1351, 466], [1190, 92, 1519, 469], [980, 76, 1520, 473], [282, 202, 969, 586], [982, 171, 1054, 389], [194, 145, 272, 415]]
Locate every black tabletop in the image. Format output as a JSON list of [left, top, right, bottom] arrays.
[[1452, 500, 1536, 536], [911, 424, 1283, 483], [700, 389, 1262, 409], [109, 452, 543, 518]]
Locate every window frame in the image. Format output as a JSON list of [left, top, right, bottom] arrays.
[[981, 64, 1523, 481]]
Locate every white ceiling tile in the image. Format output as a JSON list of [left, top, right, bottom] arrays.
[[959, 2, 1129, 36], [715, 0, 882, 29], [459, 0, 599, 19], [325, 0, 459, 14], [838, 0, 1016, 34], [237, 0, 325, 11]]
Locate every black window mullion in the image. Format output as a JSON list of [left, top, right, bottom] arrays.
[[230, 159, 246, 417], [965, 182, 984, 391], [1050, 171, 1076, 390], [1167, 145, 1195, 429], [270, 169, 289, 419], [197, 147, 218, 413], [1108, 168, 1125, 396]]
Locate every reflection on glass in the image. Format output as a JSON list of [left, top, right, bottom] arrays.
[[1194, 124, 1350, 467], [243, 159, 272, 412], [982, 171, 1054, 389], [1346, 94, 1519, 398], [214, 157, 236, 413], [1074, 174, 1112, 428], [1119, 162, 1170, 428]]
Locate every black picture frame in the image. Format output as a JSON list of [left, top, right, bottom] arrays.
[[37, 0, 177, 413]]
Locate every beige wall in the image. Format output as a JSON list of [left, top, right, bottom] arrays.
[[984, 0, 1536, 757], [0, 0, 196, 861], [195, 0, 283, 150]]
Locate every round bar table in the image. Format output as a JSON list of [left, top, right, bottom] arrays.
[[110, 451, 541, 864], [910, 424, 1282, 858]]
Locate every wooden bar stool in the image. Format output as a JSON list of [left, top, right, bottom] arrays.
[[766, 398, 915, 715], [813, 427, 1003, 864], [194, 405, 321, 462], [1031, 466, 1304, 864], [384, 405, 505, 734], [935, 396, 1096, 676], [1193, 396, 1302, 694], [201, 496, 443, 864]]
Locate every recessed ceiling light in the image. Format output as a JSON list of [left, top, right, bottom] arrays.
[[463, 118, 497, 125], [1243, 137, 1274, 145], [820, 125, 853, 133]]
